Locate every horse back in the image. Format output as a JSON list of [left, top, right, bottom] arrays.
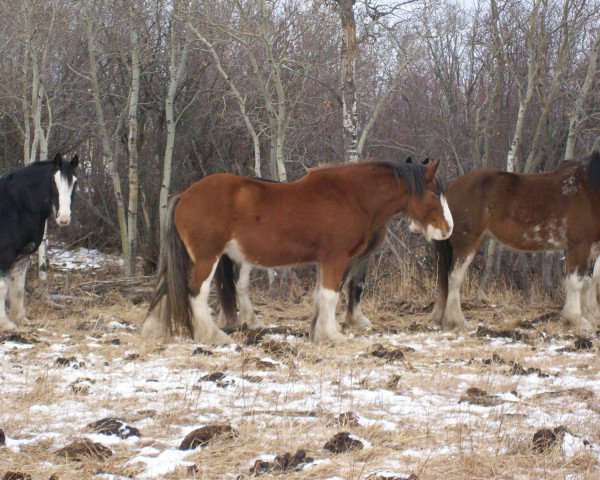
[[446, 164, 599, 252]]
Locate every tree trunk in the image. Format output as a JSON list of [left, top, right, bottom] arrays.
[[564, 29, 600, 160], [126, 8, 142, 277], [524, 0, 572, 172], [259, 0, 287, 181], [338, 0, 359, 163], [505, 0, 542, 173], [160, 3, 193, 239], [482, 0, 505, 168], [190, 24, 262, 177], [84, 3, 130, 269]]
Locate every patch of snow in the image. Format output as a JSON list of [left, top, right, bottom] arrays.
[[127, 448, 194, 478], [48, 246, 123, 271], [562, 432, 598, 459]]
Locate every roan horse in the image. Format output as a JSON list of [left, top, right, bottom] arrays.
[[143, 160, 453, 344], [432, 151, 600, 333], [0, 153, 78, 329]]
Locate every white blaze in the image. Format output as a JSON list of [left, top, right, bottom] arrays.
[[440, 195, 453, 235], [54, 171, 76, 226]]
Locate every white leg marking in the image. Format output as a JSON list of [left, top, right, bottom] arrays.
[[0, 275, 16, 330], [8, 259, 29, 326], [190, 260, 231, 344], [311, 288, 345, 344], [141, 295, 169, 338], [562, 273, 594, 332], [443, 255, 473, 330], [237, 263, 264, 329]]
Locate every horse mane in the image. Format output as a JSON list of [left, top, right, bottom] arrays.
[[385, 161, 426, 197], [586, 150, 600, 192], [1, 160, 55, 181], [307, 161, 429, 197]]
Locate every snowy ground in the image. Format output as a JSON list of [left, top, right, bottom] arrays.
[[0, 250, 599, 479]]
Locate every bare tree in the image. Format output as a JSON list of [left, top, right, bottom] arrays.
[[160, 0, 196, 238], [83, 2, 129, 269], [335, 0, 421, 163], [565, 28, 600, 159], [504, 0, 542, 173]]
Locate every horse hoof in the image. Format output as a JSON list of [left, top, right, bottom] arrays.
[[347, 314, 372, 329], [562, 315, 595, 333], [211, 330, 233, 345], [577, 317, 594, 334], [442, 317, 466, 331], [9, 315, 29, 326], [310, 328, 346, 344], [0, 318, 17, 330], [246, 319, 266, 330]]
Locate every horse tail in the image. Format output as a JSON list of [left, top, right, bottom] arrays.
[[147, 195, 193, 337], [587, 150, 600, 192], [433, 238, 452, 302], [214, 254, 238, 328]]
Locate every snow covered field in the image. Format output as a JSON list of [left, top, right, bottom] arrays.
[[0, 249, 599, 479]]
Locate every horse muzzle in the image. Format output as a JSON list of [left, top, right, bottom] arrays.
[[410, 220, 453, 242], [56, 214, 71, 227]]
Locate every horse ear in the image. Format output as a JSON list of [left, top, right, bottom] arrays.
[[406, 156, 413, 164], [422, 158, 430, 165], [71, 155, 79, 169], [53, 152, 62, 168], [423, 159, 440, 180]]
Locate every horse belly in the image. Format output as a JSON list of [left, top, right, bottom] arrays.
[[489, 219, 566, 252], [228, 224, 330, 267]]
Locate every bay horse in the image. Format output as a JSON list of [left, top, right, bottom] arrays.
[[432, 151, 600, 333], [0, 153, 78, 329], [142, 160, 453, 344]]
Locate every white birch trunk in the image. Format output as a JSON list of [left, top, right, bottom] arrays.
[[160, 5, 193, 238], [126, 9, 141, 277], [505, 0, 541, 173], [260, 0, 287, 181], [338, 0, 359, 163], [191, 25, 262, 177], [565, 30, 600, 160]]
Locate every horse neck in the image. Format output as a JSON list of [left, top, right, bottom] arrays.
[[339, 165, 411, 224], [13, 164, 54, 216]]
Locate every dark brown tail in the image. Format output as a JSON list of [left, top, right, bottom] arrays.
[[147, 195, 193, 337], [433, 238, 452, 303], [214, 254, 238, 328]]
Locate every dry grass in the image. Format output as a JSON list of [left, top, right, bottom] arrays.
[[0, 267, 599, 480]]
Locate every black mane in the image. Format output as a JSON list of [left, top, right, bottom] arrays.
[[385, 161, 427, 197]]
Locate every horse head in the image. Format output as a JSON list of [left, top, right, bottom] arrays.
[[51, 152, 79, 227], [407, 160, 453, 241]]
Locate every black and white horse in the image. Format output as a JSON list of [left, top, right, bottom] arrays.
[[0, 153, 78, 329]]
